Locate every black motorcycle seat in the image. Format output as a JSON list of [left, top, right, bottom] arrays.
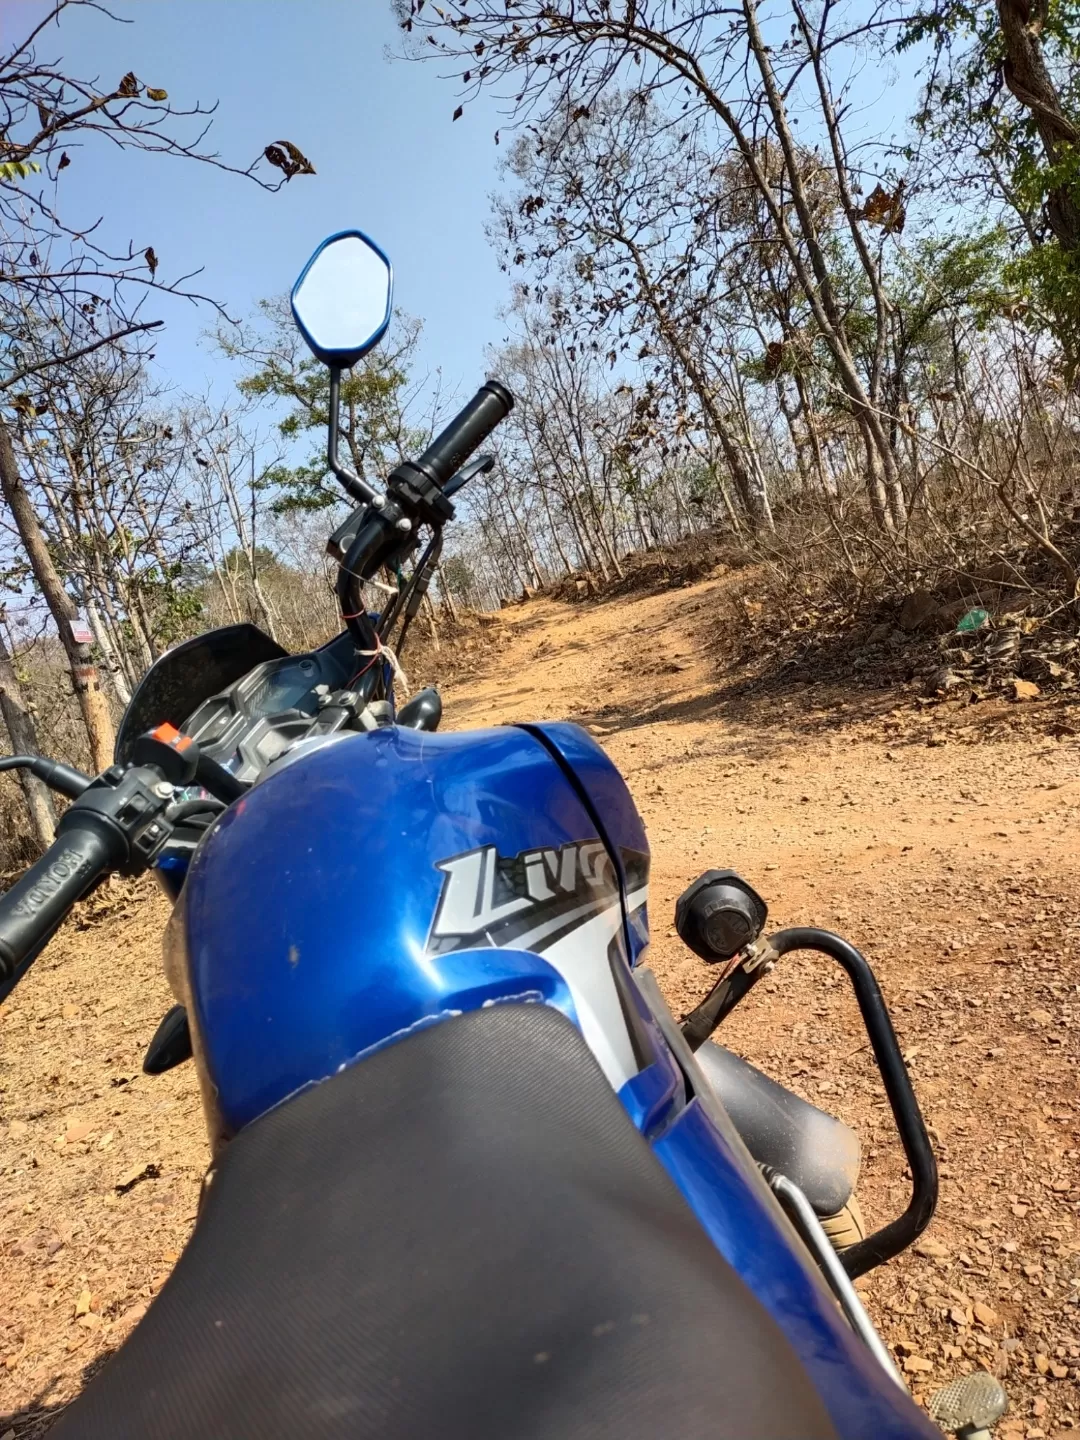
[[53, 1003, 838, 1440], [695, 1041, 861, 1217]]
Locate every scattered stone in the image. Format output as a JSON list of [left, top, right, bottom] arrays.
[[915, 1237, 949, 1259], [1007, 678, 1040, 702], [120, 1301, 148, 1328], [64, 1121, 93, 1145], [74, 1288, 91, 1317], [974, 1301, 998, 1327], [7, 1119, 29, 1140], [903, 1355, 934, 1374]]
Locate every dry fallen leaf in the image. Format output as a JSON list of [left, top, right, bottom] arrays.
[[116, 1161, 160, 1193]]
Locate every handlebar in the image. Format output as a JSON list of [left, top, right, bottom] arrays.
[[334, 380, 515, 666], [0, 739, 223, 1003], [0, 814, 122, 996], [413, 380, 514, 489]]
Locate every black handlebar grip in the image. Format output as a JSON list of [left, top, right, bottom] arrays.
[[0, 818, 121, 986], [414, 379, 514, 488]]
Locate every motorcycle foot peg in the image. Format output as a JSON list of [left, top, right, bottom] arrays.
[[675, 869, 768, 963], [928, 1371, 1008, 1440]]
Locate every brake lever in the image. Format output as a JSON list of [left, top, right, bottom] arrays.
[[443, 452, 495, 498]]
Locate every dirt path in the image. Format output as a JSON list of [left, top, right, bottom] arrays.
[[2, 574, 1079, 1437]]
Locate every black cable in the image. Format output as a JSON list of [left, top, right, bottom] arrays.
[[165, 798, 227, 825], [0, 754, 92, 798]]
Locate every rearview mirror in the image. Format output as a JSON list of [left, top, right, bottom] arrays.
[[291, 231, 393, 369]]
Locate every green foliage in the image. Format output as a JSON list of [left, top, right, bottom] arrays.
[[224, 299, 426, 513], [0, 161, 41, 181], [440, 553, 476, 600], [904, 0, 1080, 355]]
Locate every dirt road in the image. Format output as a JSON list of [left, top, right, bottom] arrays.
[[2, 572, 1079, 1437]]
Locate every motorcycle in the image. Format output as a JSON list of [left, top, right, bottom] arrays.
[[0, 231, 1007, 1440]]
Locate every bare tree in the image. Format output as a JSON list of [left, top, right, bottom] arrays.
[[0, 0, 313, 790]]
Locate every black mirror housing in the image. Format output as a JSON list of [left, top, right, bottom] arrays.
[[675, 869, 768, 963]]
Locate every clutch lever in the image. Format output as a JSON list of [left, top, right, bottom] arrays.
[[443, 452, 495, 498]]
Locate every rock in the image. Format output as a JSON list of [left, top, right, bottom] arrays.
[[74, 1288, 91, 1317], [974, 1301, 999, 1327], [915, 1237, 948, 1259], [903, 1355, 934, 1374], [1034, 1398, 1048, 1418], [1034, 1353, 1050, 1375], [866, 622, 892, 646], [7, 1119, 29, 1140], [1050, 1363, 1069, 1380], [1007, 678, 1041, 701], [64, 1121, 93, 1144], [899, 590, 940, 632], [1029, 1009, 1054, 1027]]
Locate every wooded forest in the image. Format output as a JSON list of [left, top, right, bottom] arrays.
[[2, 0, 1080, 864]]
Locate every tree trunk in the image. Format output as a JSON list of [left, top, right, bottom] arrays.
[[25, 451, 134, 709], [0, 633, 57, 849], [0, 416, 115, 771], [435, 563, 459, 622], [82, 583, 132, 707], [996, 0, 1080, 251], [422, 590, 441, 651]]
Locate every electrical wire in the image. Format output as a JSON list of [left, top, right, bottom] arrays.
[[165, 798, 227, 825]]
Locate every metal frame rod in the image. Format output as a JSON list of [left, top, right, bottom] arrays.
[[326, 366, 386, 509], [767, 1170, 906, 1389]]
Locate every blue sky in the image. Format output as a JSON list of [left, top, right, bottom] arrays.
[[9, 0, 512, 400], [7, 0, 932, 419]]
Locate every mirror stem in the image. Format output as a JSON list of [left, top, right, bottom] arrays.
[[326, 366, 388, 510]]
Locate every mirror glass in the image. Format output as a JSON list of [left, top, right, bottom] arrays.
[[291, 231, 393, 367]]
